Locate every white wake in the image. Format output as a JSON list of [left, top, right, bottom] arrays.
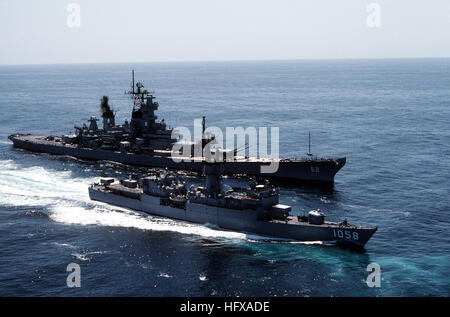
[[0, 160, 252, 241], [0, 159, 324, 244]]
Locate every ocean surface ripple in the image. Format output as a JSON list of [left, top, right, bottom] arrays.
[[0, 59, 449, 296]]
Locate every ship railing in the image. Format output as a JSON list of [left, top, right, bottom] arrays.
[[279, 156, 339, 162]]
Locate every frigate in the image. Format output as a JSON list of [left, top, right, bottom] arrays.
[[9, 70, 346, 186], [89, 163, 376, 248]]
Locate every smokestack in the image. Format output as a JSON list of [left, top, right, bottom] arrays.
[[100, 96, 115, 130], [202, 116, 206, 135]]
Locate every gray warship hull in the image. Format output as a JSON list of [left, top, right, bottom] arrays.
[[88, 186, 376, 247], [9, 134, 346, 185]]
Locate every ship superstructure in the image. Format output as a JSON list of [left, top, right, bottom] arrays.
[[71, 71, 177, 152]]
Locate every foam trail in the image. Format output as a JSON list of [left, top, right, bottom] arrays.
[[0, 159, 271, 241], [0, 160, 93, 207], [50, 204, 251, 240], [0, 159, 323, 244]]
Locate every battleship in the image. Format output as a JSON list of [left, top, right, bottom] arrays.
[[9, 70, 346, 186], [89, 163, 376, 247]]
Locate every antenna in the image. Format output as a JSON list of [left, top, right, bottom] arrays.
[[307, 132, 313, 156], [132, 70, 135, 94], [201, 116, 207, 152]]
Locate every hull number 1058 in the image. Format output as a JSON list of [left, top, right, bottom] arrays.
[[333, 229, 359, 241]]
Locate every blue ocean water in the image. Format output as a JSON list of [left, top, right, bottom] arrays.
[[0, 59, 449, 296]]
